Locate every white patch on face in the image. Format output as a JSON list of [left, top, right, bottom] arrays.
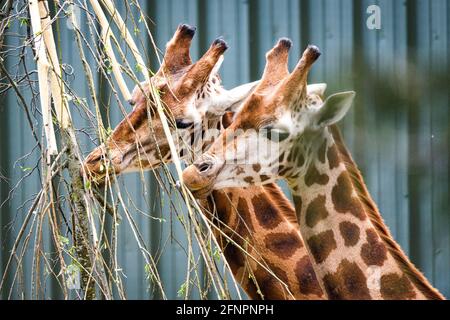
[[196, 81, 226, 117], [307, 83, 327, 97], [192, 55, 226, 117], [184, 96, 202, 124], [194, 55, 260, 119], [211, 55, 224, 76], [274, 108, 294, 132], [289, 95, 326, 135], [307, 94, 324, 111]]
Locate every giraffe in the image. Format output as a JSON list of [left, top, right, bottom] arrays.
[[182, 40, 445, 300], [83, 25, 323, 299]]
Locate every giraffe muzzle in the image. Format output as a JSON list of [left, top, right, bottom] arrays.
[[182, 154, 223, 198]]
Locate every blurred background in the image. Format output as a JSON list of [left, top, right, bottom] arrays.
[[0, 0, 449, 299]]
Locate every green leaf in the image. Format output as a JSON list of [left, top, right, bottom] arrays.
[[144, 264, 151, 280], [68, 246, 76, 256], [58, 235, 69, 246], [213, 248, 221, 262], [104, 58, 113, 74], [19, 18, 29, 27], [177, 282, 187, 297]]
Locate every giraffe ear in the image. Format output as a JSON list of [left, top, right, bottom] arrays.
[[224, 80, 260, 112], [307, 83, 327, 98], [313, 91, 355, 128]]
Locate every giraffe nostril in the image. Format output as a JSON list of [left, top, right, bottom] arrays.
[[195, 162, 212, 173], [85, 153, 101, 164]]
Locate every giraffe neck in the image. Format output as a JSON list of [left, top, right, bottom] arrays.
[[286, 125, 443, 300], [201, 184, 323, 300]]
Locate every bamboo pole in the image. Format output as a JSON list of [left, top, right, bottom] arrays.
[[88, 0, 131, 100], [100, 0, 148, 82], [28, 0, 58, 156], [37, 0, 70, 128]]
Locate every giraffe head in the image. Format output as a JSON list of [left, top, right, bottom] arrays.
[[83, 24, 257, 183], [182, 39, 355, 197]]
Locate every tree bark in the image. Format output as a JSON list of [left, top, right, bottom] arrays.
[[64, 131, 96, 300]]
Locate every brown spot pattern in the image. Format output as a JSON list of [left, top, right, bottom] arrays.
[[305, 163, 329, 187], [223, 243, 245, 274], [243, 280, 263, 300], [295, 255, 323, 296], [323, 259, 371, 299], [252, 164, 261, 172], [233, 166, 245, 175], [296, 153, 305, 167], [318, 140, 327, 163], [327, 145, 340, 169], [278, 165, 290, 176], [287, 147, 296, 163], [210, 191, 234, 229], [380, 273, 416, 300], [293, 195, 302, 214], [339, 221, 360, 247], [306, 230, 337, 264], [265, 232, 303, 259], [251, 194, 282, 229], [331, 172, 366, 220], [244, 176, 254, 184], [278, 152, 285, 165], [361, 229, 388, 266], [236, 197, 254, 232], [305, 195, 329, 228], [251, 263, 291, 300]]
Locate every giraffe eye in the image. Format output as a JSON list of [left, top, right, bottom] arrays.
[[175, 119, 194, 129], [261, 126, 290, 142]]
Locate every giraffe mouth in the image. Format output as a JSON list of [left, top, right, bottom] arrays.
[[182, 165, 217, 198], [188, 183, 215, 199], [82, 155, 120, 184]]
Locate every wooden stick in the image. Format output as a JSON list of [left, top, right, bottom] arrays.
[[28, 0, 58, 155], [100, 0, 149, 82], [88, 0, 131, 101], [38, 0, 71, 128]]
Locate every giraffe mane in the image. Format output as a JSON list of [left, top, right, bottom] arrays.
[[329, 125, 445, 300], [263, 183, 298, 226]]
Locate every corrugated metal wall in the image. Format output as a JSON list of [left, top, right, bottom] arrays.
[[0, 0, 449, 299]]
